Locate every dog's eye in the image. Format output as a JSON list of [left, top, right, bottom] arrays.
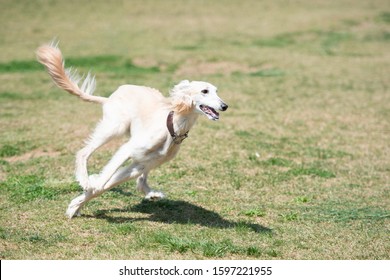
[[201, 89, 209, 94]]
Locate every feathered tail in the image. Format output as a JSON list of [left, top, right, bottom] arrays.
[[36, 41, 107, 104]]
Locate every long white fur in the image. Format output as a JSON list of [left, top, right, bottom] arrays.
[[36, 42, 228, 218]]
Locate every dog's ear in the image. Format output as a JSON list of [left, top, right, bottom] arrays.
[[170, 80, 194, 113], [173, 80, 190, 93], [178, 80, 190, 86], [173, 94, 193, 113]]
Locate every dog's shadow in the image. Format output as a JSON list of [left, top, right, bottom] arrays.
[[94, 199, 271, 234]]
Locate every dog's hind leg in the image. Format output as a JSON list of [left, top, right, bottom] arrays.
[[137, 172, 165, 201], [66, 162, 143, 218], [66, 191, 94, 218]]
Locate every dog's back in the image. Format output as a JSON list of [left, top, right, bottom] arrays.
[[102, 85, 169, 131]]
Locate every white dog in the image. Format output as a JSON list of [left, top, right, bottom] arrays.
[[36, 42, 228, 218]]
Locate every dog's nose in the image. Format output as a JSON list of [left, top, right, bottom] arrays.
[[221, 103, 228, 111]]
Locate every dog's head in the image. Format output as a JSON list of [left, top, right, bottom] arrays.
[[170, 80, 228, 120]]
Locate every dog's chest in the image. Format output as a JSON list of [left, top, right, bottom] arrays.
[[139, 136, 181, 169], [157, 140, 181, 163]]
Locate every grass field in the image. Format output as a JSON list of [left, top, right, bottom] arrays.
[[0, 0, 389, 259]]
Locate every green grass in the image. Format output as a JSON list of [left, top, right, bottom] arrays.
[[0, 0, 389, 260], [1, 174, 79, 203], [0, 56, 160, 75], [0, 60, 43, 73]]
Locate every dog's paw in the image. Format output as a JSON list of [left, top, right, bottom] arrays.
[[66, 197, 84, 219], [145, 191, 165, 201], [66, 207, 82, 219]]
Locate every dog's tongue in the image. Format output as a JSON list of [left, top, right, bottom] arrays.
[[201, 105, 219, 120]]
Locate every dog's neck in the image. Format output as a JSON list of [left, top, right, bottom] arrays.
[[167, 111, 198, 144], [175, 111, 198, 132]]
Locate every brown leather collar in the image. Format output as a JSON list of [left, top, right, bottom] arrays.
[[167, 111, 189, 144]]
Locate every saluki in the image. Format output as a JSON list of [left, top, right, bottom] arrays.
[[36, 42, 228, 218]]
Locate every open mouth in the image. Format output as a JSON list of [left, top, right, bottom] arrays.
[[200, 105, 219, 120]]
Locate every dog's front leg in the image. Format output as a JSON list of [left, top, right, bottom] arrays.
[[136, 172, 165, 201], [88, 142, 135, 192], [102, 163, 144, 190]]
